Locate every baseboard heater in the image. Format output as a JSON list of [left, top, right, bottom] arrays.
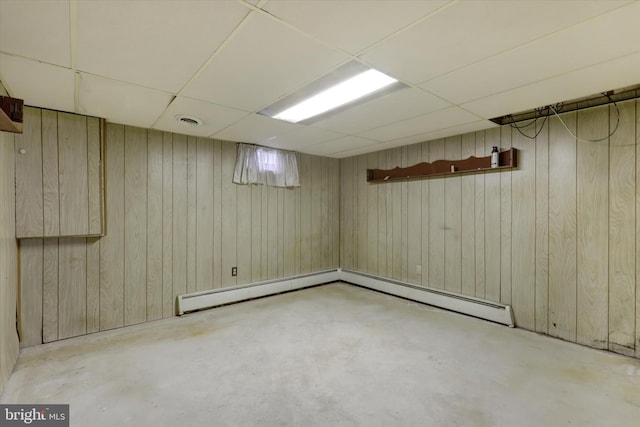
[[177, 269, 514, 327], [340, 269, 514, 327], [177, 270, 341, 315]]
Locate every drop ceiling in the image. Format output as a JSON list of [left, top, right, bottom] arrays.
[[1, 0, 639, 158]]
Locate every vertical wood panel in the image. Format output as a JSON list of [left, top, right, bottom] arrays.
[[212, 140, 222, 287], [42, 109, 60, 237], [186, 137, 197, 293], [146, 130, 163, 320], [124, 127, 147, 326], [196, 138, 215, 290], [299, 154, 311, 273], [376, 152, 388, 277], [331, 158, 340, 267], [87, 117, 103, 235], [86, 237, 100, 333], [267, 186, 278, 278], [500, 127, 512, 305], [367, 153, 378, 275], [400, 147, 408, 282], [310, 157, 322, 272], [58, 238, 87, 339], [342, 157, 354, 270], [15, 107, 43, 237], [460, 133, 475, 296], [277, 187, 285, 276], [636, 100, 640, 358], [608, 101, 636, 355], [42, 239, 59, 342], [236, 164, 251, 284], [535, 121, 550, 334], [357, 154, 369, 272], [474, 131, 486, 298], [407, 144, 422, 284], [19, 239, 43, 347], [484, 129, 501, 301], [511, 127, 536, 330], [548, 113, 577, 342], [172, 134, 187, 299], [58, 112, 89, 236], [162, 133, 174, 317], [251, 185, 263, 281], [100, 124, 124, 330], [283, 186, 297, 277], [444, 136, 461, 293], [420, 142, 430, 286], [428, 141, 445, 289], [576, 106, 609, 349], [220, 142, 237, 287], [321, 158, 332, 270]]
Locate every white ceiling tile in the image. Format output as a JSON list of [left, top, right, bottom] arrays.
[[263, 0, 449, 54], [383, 121, 497, 149], [78, 73, 173, 128], [153, 97, 248, 137], [359, 107, 481, 142], [422, 2, 640, 104], [261, 126, 345, 151], [312, 87, 452, 134], [329, 141, 391, 159], [0, 55, 74, 111], [184, 12, 349, 112], [213, 114, 302, 144], [76, 0, 250, 92], [462, 51, 640, 120], [363, 0, 630, 85], [0, 0, 70, 67], [303, 135, 379, 157]]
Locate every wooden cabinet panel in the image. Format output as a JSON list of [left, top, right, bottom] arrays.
[[14, 107, 43, 237], [15, 108, 104, 238]]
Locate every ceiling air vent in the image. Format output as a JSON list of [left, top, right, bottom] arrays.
[[175, 115, 203, 127]]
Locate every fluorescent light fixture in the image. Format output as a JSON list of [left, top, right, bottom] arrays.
[[273, 69, 397, 123]]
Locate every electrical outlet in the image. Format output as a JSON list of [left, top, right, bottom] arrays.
[[231, 267, 237, 277], [416, 265, 422, 276]]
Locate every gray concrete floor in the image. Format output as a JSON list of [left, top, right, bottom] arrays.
[[2, 282, 640, 426]]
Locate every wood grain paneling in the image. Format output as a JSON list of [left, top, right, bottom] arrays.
[[511, 126, 535, 330], [58, 112, 89, 236], [147, 130, 163, 320], [367, 153, 378, 275], [548, 113, 577, 342], [19, 239, 43, 348], [87, 117, 103, 235], [500, 127, 512, 305], [124, 126, 147, 326], [0, 131, 18, 395], [58, 237, 87, 339], [42, 109, 60, 237], [20, 123, 339, 347], [460, 133, 475, 296], [444, 136, 461, 293], [99, 124, 125, 331], [576, 106, 609, 349], [15, 107, 43, 237], [407, 144, 422, 284], [608, 101, 636, 356], [535, 120, 550, 334], [339, 101, 640, 359], [484, 128, 501, 302]]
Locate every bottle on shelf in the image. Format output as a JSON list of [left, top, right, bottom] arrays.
[[491, 146, 499, 168]]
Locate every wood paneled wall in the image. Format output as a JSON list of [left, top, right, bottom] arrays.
[[341, 100, 640, 358], [0, 131, 19, 395], [20, 124, 340, 346]]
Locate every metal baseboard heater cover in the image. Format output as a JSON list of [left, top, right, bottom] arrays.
[[340, 270, 514, 327], [177, 269, 515, 327], [177, 270, 342, 315]]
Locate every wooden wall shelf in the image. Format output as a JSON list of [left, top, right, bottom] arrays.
[[367, 147, 517, 182], [0, 96, 24, 133]]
